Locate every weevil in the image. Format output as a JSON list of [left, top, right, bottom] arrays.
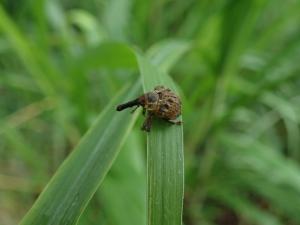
[[116, 85, 181, 132]]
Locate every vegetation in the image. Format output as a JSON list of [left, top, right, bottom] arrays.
[[1, 0, 300, 225]]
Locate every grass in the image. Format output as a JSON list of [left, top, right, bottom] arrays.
[[20, 83, 141, 225], [1, 0, 300, 225], [18, 47, 185, 225], [137, 52, 184, 225]]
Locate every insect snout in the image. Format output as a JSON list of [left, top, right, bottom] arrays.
[[116, 98, 140, 111]]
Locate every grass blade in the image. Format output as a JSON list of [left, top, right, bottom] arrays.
[[136, 53, 184, 225], [20, 83, 140, 225], [98, 131, 146, 225], [146, 39, 190, 73]]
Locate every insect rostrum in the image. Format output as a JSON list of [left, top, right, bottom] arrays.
[[116, 85, 182, 132]]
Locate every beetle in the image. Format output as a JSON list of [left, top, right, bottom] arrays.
[[116, 85, 181, 132]]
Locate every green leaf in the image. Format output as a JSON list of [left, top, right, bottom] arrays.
[[261, 92, 298, 123], [20, 83, 140, 225], [68, 9, 107, 45], [73, 42, 137, 71], [136, 52, 184, 225], [146, 39, 190, 73], [98, 131, 146, 225], [209, 187, 283, 225], [0, 5, 65, 96], [0, 6, 54, 96], [102, 0, 133, 41]]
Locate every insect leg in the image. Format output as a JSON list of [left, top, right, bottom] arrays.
[[141, 113, 153, 132], [130, 106, 139, 113]]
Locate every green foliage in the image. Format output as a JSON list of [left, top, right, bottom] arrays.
[[137, 50, 185, 225], [1, 0, 300, 225]]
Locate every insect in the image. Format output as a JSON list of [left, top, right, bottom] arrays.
[[116, 85, 182, 132]]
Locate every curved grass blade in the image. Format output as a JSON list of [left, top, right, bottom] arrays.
[[136, 52, 184, 225], [20, 82, 141, 225], [146, 39, 190, 73], [98, 131, 146, 225]]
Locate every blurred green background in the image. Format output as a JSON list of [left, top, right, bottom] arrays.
[[1, 0, 300, 224]]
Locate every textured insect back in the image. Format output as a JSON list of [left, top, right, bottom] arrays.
[[153, 86, 181, 120]]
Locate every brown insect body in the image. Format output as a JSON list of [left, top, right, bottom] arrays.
[[116, 85, 181, 132]]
